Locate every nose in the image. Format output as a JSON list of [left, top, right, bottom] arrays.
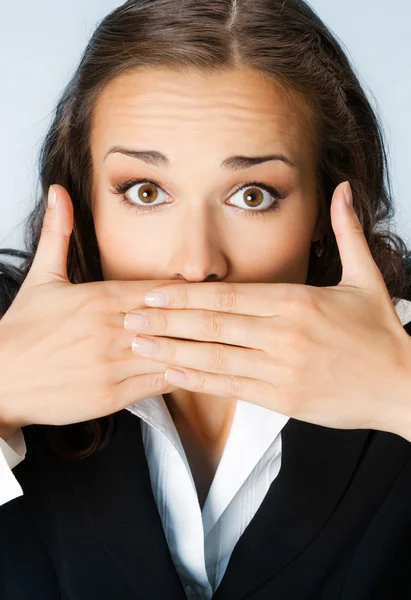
[[165, 208, 228, 283]]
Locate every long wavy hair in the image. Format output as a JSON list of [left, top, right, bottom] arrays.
[[1, 0, 410, 460]]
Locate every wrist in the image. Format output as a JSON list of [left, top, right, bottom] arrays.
[[0, 422, 19, 442], [393, 397, 411, 443], [0, 402, 22, 443], [386, 339, 411, 442]]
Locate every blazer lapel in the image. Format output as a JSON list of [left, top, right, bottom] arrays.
[[67, 409, 370, 600], [67, 409, 187, 600], [213, 418, 371, 600]]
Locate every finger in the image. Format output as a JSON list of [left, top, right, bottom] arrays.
[[110, 344, 179, 382], [100, 278, 189, 315], [141, 280, 307, 317], [130, 333, 276, 380], [113, 371, 181, 414], [163, 365, 288, 417], [124, 307, 272, 350]]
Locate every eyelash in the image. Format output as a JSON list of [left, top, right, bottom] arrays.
[[109, 177, 287, 220]]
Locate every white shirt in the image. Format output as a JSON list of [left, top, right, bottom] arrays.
[[128, 395, 288, 599], [1, 297, 411, 600]]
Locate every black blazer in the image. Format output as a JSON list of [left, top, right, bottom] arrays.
[[1, 319, 411, 600]]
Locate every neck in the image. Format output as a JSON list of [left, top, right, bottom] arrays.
[[163, 391, 237, 444]]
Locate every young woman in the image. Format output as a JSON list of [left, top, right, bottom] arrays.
[[1, 0, 411, 598]]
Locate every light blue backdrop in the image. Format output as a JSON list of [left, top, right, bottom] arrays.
[[1, 0, 409, 250]]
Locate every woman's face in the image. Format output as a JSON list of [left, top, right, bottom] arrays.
[[90, 67, 322, 285]]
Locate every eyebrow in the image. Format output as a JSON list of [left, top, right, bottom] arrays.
[[103, 147, 296, 170]]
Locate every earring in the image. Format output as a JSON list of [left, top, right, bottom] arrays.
[[314, 234, 325, 258]]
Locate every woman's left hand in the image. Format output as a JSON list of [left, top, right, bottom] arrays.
[[125, 181, 411, 440]]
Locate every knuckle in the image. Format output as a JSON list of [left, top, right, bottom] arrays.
[[81, 282, 112, 314], [101, 280, 130, 313], [102, 370, 117, 397], [204, 311, 224, 339], [290, 350, 309, 373], [282, 296, 301, 315], [164, 338, 178, 362], [159, 309, 171, 334], [174, 286, 189, 309], [281, 391, 302, 415], [287, 287, 321, 317], [152, 373, 167, 392], [352, 216, 364, 235], [98, 384, 118, 416], [41, 219, 61, 238], [223, 374, 242, 398], [95, 357, 114, 384], [288, 285, 310, 305], [190, 371, 206, 391], [279, 325, 304, 349], [260, 318, 278, 349], [93, 329, 113, 357], [214, 283, 238, 313], [40, 220, 53, 235], [277, 284, 304, 306], [209, 343, 228, 372]]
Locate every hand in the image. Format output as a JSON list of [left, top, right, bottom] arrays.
[[125, 181, 411, 437], [0, 184, 182, 433]]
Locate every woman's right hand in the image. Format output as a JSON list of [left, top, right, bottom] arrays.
[[0, 184, 181, 434]]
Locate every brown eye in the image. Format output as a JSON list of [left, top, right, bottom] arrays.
[[117, 179, 168, 208], [242, 187, 264, 208], [228, 183, 283, 213], [110, 177, 286, 218], [136, 183, 159, 204]]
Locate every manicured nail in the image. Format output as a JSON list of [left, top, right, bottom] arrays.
[[144, 291, 169, 307], [344, 181, 353, 208], [165, 368, 187, 385], [48, 185, 56, 208], [124, 312, 149, 330], [132, 336, 158, 355]]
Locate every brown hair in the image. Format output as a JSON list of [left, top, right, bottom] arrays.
[[1, 0, 410, 460]]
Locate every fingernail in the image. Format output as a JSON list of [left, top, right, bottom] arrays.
[[165, 368, 187, 385], [132, 336, 158, 355], [48, 185, 56, 209], [344, 181, 353, 208], [124, 312, 149, 330], [144, 291, 169, 307]]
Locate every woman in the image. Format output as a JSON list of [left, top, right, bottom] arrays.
[[1, 0, 411, 598]]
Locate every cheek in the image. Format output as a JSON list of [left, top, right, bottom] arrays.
[[234, 222, 313, 285], [236, 230, 311, 283], [92, 202, 164, 280]]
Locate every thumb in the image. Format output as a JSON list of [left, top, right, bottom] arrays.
[[24, 184, 74, 288], [332, 180, 386, 294]]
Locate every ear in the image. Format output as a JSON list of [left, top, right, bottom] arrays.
[[311, 187, 326, 244]]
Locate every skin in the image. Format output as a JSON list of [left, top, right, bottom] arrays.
[[90, 66, 323, 501]]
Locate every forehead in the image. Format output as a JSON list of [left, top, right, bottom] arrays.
[[91, 67, 315, 168]]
